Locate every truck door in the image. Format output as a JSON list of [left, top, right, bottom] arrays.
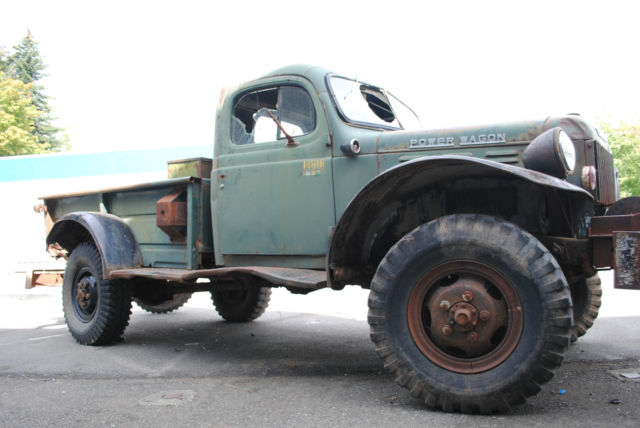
[[212, 77, 335, 269]]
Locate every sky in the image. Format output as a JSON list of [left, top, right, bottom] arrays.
[[1, 0, 639, 153]]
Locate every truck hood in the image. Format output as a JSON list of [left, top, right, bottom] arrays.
[[375, 115, 597, 153]]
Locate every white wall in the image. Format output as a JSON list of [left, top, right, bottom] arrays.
[[0, 172, 165, 275]]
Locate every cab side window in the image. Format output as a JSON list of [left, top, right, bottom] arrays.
[[231, 85, 316, 145]]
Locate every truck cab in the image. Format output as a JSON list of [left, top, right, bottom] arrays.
[[211, 65, 618, 289]]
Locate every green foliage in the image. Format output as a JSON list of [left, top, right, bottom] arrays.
[[6, 32, 45, 85], [0, 47, 9, 74], [1, 31, 68, 155], [0, 71, 43, 155], [599, 119, 640, 197]]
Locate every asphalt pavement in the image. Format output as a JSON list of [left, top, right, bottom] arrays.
[[0, 271, 639, 427]]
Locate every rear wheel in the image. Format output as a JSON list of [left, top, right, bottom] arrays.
[[570, 274, 602, 342], [134, 292, 192, 314], [368, 215, 572, 413], [211, 286, 271, 322], [62, 242, 132, 345]]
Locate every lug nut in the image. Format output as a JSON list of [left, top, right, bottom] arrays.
[[439, 300, 451, 310], [462, 291, 473, 302], [442, 325, 453, 336], [467, 332, 478, 343], [479, 310, 491, 321]]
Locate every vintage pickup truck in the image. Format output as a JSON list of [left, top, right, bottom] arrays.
[[39, 65, 640, 413]]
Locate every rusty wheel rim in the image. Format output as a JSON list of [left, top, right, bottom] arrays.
[[407, 260, 523, 374]]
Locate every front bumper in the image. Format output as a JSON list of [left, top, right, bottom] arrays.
[[591, 214, 640, 289]]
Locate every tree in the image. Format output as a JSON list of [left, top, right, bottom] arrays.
[[0, 71, 42, 155], [3, 31, 67, 153], [599, 119, 640, 198], [7, 32, 45, 85], [0, 47, 9, 74]]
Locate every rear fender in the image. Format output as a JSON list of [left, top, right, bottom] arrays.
[[327, 155, 593, 287], [46, 212, 143, 278]]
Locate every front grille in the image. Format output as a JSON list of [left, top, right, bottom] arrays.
[[595, 143, 616, 204]]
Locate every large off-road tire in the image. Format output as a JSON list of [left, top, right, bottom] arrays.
[[570, 274, 602, 342], [211, 286, 271, 322], [368, 214, 573, 413], [62, 242, 132, 345], [606, 196, 640, 216], [134, 292, 192, 314]]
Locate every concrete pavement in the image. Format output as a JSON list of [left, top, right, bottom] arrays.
[[1, 271, 639, 427]]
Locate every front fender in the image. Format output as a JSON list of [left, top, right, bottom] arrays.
[[327, 155, 593, 286], [47, 212, 143, 278]]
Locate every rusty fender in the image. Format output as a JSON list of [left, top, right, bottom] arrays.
[[328, 155, 593, 288], [46, 212, 143, 278]]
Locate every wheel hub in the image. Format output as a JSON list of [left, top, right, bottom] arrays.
[[407, 261, 524, 373], [450, 302, 478, 330], [426, 275, 507, 357], [74, 272, 98, 319]]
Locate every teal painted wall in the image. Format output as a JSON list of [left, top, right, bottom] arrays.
[[0, 146, 212, 182]]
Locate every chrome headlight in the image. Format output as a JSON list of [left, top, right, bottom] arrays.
[[522, 127, 576, 178], [557, 130, 576, 172]]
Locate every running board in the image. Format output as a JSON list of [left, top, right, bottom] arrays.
[[108, 266, 328, 290]]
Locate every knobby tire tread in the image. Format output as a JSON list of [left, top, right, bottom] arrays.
[[367, 214, 572, 413], [570, 274, 602, 342], [134, 293, 192, 314], [63, 242, 131, 346], [211, 286, 271, 322]]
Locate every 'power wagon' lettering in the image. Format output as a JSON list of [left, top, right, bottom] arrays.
[[410, 133, 506, 148]]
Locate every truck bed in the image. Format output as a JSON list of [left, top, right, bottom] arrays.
[[43, 177, 213, 270]]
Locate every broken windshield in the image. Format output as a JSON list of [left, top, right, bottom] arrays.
[[328, 76, 421, 130]]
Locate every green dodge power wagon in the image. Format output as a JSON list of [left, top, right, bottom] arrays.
[[39, 65, 640, 413]]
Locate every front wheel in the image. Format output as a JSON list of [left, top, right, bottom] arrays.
[[570, 274, 602, 342], [62, 242, 132, 345], [368, 215, 572, 413]]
